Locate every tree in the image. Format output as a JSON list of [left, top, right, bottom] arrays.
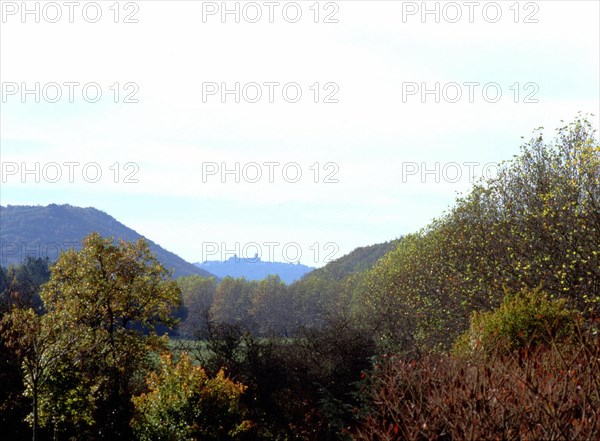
[[0, 308, 79, 441], [0, 257, 50, 311], [210, 276, 256, 328], [0, 258, 52, 439], [178, 275, 218, 338], [454, 286, 578, 356], [250, 275, 291, 335], [287, 273, 340, 329], [40, 232, 182, 439], [356, 115, 600, 352], [131, 352, 251, 441]]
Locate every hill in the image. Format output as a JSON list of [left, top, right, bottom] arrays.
[[0, 204, 214, 279], [195, 254, 314, 284], [302, 239, 399, 281]]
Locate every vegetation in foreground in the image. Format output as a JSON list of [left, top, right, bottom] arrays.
[[1, 115, 598, 440]]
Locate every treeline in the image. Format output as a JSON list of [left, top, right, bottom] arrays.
[[1, 116, 599, 440], [179, 274, 348, 338], [172, 116, 599, 440], [177, 241, 398, 338]]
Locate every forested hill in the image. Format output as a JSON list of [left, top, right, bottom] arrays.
[[0, 204, 214, 278], [302, 240, 399, 281]]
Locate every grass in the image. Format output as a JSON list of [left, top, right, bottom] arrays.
[[168, 338, 211, 364]]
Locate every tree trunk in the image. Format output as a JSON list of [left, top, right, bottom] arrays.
[[32, 382, 39, 441]]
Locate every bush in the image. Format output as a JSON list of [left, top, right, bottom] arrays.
[[354, 323, 600, 440], [131, 353, 252, 441], [454, 286, 578, 356]]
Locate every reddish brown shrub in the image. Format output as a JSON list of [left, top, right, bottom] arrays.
[[354, 324, 600, 441]]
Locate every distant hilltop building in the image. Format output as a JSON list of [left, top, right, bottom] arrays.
[[196, 254, 314, 284]]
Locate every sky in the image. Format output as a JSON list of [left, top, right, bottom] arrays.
[[1, 0, 599, 267]]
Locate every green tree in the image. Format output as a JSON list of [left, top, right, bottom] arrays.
[[210, 276, 256, 328], [356, 115, 600, 352], [287, 273, 339, 329], [0, 257, 50, 311], [0, 308, 81, 440], [40, 232, 182, 439], [0, 258, 51, 438], [1, 309, 47, 441]]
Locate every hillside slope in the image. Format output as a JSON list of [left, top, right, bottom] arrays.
[[0, 204, 214, 278], [302, 240, 399, 281]]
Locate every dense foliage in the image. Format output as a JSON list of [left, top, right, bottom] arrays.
[[354, 325, 600, 441], [357, 116, 599, 353], [131, 353, 250, 441], [453, 286, 578, 356], [1, 235, 181, 440]]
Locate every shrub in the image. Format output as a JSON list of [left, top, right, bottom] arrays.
[[354, 323, 600, 440], [131, 352, 251, 441], [454, 286, 578, 356]]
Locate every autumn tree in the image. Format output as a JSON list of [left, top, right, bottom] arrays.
[[39, 232, 182, 439], [210, 276, 256, 328], [131, 352, 251, 441]]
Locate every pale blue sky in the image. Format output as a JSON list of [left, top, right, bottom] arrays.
[[1, 1, 599, 266]]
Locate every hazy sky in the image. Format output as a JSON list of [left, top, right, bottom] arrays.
[[1, 0, 599, 266]]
